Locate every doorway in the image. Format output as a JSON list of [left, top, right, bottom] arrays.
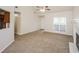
[[14, 12, 21, 35]]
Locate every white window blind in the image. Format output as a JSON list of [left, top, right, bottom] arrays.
[[53, 17, 66, 32]]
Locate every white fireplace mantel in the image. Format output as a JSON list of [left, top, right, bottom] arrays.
[[69, 19, 79, 53]]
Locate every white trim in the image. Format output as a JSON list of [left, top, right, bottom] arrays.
[[16, 29, 40, 35], [53, 31, 72, 36], [44, 30, 72, 36], [15, 32, 23, 35], [0, 40, 15, 53]]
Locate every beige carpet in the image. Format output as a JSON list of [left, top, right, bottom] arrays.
[[3, 30, 73, 53]]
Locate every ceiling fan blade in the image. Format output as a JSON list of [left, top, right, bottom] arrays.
[[45, 6, 51, 10], [46, 9, 51, 10], [45, 6, 48, 8]]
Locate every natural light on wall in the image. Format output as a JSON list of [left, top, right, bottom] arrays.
[[53, 17, 66, 32]]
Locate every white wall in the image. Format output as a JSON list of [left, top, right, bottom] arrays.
[[41, 17, 44, 29], [73, 7, 79, 19], [72, 7, 79, 44], [73, 7, 79, 34], [15, 13, 21, 34], [0, 6, 14, 52], [15, 7, 40, 35], [41, 11, 73, 35]]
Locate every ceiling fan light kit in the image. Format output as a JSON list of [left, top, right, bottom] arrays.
[[36, 6, 50, 13], [40, 8, 45, 12]]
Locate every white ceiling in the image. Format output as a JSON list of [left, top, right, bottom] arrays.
[[34, 6, 73, 13], [47, 6, 73, 12], [34, 6, 73, 17]]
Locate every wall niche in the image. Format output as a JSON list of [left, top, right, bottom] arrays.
[[0, 8, 10, 29]]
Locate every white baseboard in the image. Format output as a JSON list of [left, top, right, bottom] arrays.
[[16, 29, 40, 35], [44, 30, 72, 36], [0, 40, 15, 53], [15, 32, 22, 35]]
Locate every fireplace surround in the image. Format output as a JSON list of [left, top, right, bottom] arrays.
[[76, 33, 79, 50], [69, 19, 79, 53]]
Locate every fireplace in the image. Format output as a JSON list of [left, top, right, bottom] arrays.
[[76, 33, 79, 50], [69, 20, 79, 53]]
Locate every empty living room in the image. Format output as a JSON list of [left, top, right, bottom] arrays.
[[0, 6, 79, 53]]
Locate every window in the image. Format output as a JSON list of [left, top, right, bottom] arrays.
[[53, 17, 66, 32]]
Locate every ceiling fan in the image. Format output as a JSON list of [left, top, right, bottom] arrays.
[[36, 6, 51, 13], [44, 6, 51, 10]]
